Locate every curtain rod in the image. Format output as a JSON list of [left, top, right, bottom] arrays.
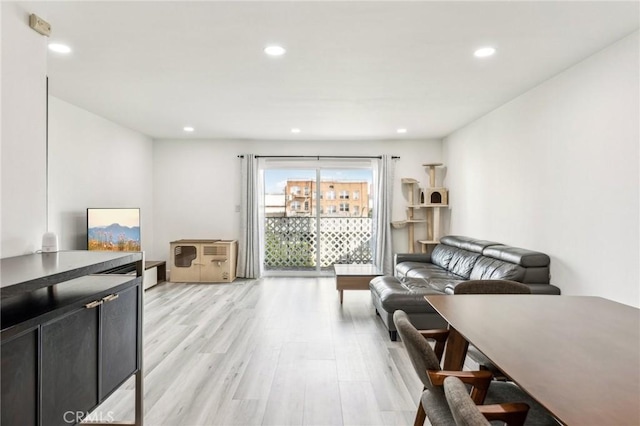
[[237, 155, 400, 159]]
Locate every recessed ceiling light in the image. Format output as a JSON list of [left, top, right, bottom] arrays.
[[183, 126, 195, 132], [396, 128, 407, 134], [264, 45, 286, 56], [291, 128, 301, 134], [474, 47, 496, 58], [48, 43, 71, 54]]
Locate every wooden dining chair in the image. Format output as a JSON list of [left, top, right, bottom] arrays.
[[394, 309, 558, 426], [424, 376, 530, 426], [393, 310, 493, 426]]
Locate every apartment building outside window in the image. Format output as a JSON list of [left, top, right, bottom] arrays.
[[283, 179, 370, 218], [264, 169, 374, 274]]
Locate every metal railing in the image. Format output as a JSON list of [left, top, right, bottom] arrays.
[[264, 217, 372, 270]]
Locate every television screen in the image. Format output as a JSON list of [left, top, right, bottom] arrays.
[[87, 208, 141, 252]]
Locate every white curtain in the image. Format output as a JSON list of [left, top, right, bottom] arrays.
[[373, 155, 395, 275], [237, 154, 261, 278]]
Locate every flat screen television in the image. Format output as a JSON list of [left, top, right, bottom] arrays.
[[87, 208, 141, 252]]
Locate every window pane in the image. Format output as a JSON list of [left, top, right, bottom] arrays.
[[263, 165, 373, 273]]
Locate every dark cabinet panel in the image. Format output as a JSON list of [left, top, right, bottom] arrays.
[[101, 286, 138, 399], [41, 306, 99, 426], [1, 252, 143, 426], [1, 329, 38, 426]]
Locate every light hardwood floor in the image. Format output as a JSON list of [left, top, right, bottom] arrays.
[[90, 277, 426, 425]]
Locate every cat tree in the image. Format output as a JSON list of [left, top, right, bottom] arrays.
[[392, 163, 448, 253]]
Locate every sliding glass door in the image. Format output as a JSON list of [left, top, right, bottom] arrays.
[[317, 168, 372, 268], [262, 161, 374, 276], [264, 168, 318, 273]]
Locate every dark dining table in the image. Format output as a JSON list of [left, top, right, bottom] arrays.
[[424, 294, 640, 426]]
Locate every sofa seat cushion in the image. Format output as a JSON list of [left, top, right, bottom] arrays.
[[404, 277, 464, 293], [370, 276, 441, 313], [469, 256, 525, 281]]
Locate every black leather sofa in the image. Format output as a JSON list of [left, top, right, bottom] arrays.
[[370, 235, 561, 340]]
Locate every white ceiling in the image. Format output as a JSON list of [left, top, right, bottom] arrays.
[[25, 1, 640, 141]]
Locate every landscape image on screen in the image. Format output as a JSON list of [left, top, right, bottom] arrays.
[[87, 208, 141, 252]]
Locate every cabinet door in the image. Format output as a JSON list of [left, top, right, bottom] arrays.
[[1, 328, 38, 426], [101, 286, 139, 399], [200, 243, 230, 282], [41, 305, 99, 426]]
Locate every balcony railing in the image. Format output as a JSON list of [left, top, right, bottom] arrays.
[[264, 217, 372, 270]]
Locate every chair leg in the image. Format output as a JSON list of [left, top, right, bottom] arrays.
[[414, 401, 426, 426]]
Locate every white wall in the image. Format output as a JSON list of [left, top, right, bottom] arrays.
[[152, 139, 442, 264], [1, 2, 48, 257], [48, 97, 154, 254], [443, 32, 639, 307]]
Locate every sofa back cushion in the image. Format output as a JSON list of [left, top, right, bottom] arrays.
[[470, 257, 525, 281], [481, 244, 550, 283], [432, 243, 482, 279], [431, 244, 456, 270], [482, 245, 550, 267], [447, 249, 481, 279]]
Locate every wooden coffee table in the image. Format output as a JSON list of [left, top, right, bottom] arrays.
[[334, 264, 382, 304]]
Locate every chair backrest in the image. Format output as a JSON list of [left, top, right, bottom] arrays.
[[393, 310, 441, 388], [453, 280, 531, 295], [443, 376, 491, 426]]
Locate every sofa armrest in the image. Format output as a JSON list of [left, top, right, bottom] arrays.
[[394, 252, 431, 266], [525, 283, 561, 295]]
